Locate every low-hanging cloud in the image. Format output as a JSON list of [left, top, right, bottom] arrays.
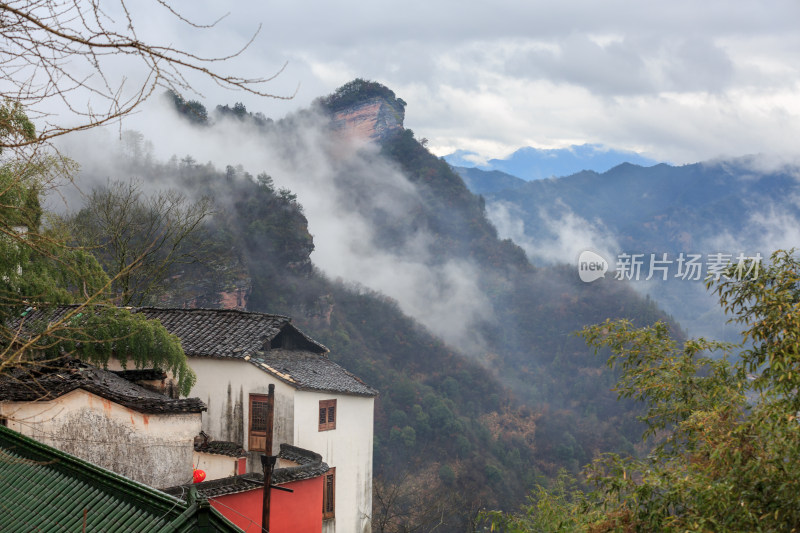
[[486, 198, 620, 266], [68, 0, 800, 169], [704, 199, 800, 257], [54, 98, 495, 355]]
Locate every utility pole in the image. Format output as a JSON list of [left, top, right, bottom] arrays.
[[261, 454, 277, 532], [260, 455, 293, 532], [260, 384, 291, 532]]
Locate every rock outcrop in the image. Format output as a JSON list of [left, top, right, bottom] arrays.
[[330, 96, 405, 142], [317, 79, 406, 142]]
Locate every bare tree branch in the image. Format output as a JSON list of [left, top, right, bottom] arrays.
[[0, 0, 295, 149]]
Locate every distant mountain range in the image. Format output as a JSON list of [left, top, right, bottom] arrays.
[[453, 159, 800, 341], [445, 143, 660, 180]]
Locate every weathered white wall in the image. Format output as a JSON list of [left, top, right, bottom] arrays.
[[294, 391, 374, 533], [193, 450, 240, 481], [0, 389, 200, 488], [185, 358, 296, 471]]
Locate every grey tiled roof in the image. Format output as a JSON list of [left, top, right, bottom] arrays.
[[163, 444, 330, 498], [195, 439, 246, 458], [135, 308, 376, 397], [272, 444, 330, 485], [135, 307, 328, 357], [165, 473, 262, 500], [110, 368, 167, 381], [12, 305, 377, 397], [0, 359, 206, 414], [250, 349, 377, 397]]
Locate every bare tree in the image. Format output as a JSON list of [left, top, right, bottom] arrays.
[[0, 145, 197, 391], [373, 470, 474, 533], [0, 0, 293, 150], [67, 179, 215, 306]]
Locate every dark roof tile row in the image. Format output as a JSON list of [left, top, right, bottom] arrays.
[[164, 444, 330, 499], [195, 439, 246, 458], [0, 359, 206, 414], [12, 305, 377, 397], [251, 349, 377, 397], [136, 307, 328, 357]]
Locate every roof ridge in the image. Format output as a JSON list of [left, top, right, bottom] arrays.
[[0, 359, 207, 414], [134, 306, 292, 321], [163, 444, 330, 498]]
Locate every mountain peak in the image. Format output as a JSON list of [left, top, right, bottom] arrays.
[[317, 79, 406, 142]]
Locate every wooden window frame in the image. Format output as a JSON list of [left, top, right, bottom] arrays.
[[318, 399, 337, 431], [322, 467, 336, 519], [249, 394, 273, 452]]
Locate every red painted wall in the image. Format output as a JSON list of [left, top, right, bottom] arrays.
[[210, 476, 323, 533]]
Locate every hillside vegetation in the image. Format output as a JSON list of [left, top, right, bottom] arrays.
[[66, 81, 680, 530]]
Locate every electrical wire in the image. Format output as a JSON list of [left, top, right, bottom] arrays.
[[206, 495, 268, 533]]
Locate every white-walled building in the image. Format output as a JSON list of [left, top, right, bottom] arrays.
[[0, 359, 205, 488], [136, 307, 378, 533]]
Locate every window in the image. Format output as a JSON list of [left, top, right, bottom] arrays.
[[0, 416, 6, 427], [322, 468, 335, 519], [249, 394, 273, 452], [318, 399, 336, 431]]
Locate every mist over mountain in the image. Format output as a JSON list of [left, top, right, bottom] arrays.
[[452, 166, 528, 195], [445, 143, 660, 180], [56, 80, 681, 529], [457, 160, 800, 341]]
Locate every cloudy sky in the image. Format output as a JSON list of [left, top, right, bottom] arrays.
[[48, 0, 800, 165], [41, 0, 800, 346]]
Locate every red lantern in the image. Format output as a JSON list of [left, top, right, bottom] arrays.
[[193, 469, 206, 483]]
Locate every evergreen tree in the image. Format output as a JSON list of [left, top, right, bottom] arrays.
[[0, 103, 195, 395], [487, 250, 800, 532]]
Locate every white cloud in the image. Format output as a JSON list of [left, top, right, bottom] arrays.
[[486, 199, 620, 266], [24, 0, 800, 167]]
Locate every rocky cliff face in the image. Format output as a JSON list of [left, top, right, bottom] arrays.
[[330, 96, 405, 142]]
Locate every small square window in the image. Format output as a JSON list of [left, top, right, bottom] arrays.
[[318, 399, 336, 431]]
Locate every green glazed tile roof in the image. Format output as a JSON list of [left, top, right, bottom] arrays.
[[0, 425, 242, 532]]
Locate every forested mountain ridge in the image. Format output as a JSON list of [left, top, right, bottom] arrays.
[[481, 160, 799, 253], [453, 166, 528, 195], [69, 80, 680, 529], [457, 159, 800, 340]]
